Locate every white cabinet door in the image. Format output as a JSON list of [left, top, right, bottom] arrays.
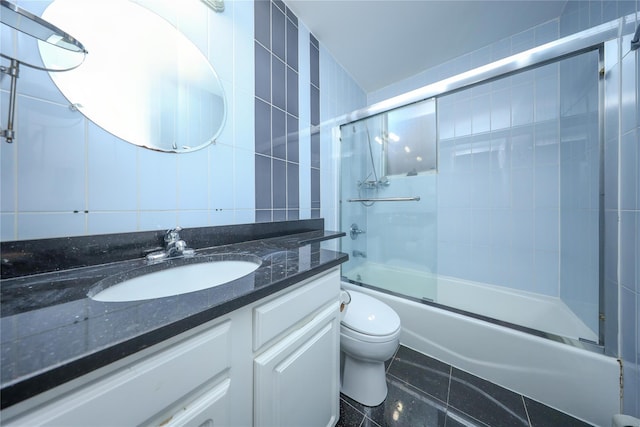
[[254, 302, 340, 427]]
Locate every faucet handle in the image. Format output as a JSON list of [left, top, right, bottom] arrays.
[[164, 227, 182, 243]]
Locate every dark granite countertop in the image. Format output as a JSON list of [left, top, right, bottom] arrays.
[[0, 223, 347, 409]]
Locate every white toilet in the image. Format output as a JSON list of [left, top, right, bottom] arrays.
[[340, 290, 401, 407]]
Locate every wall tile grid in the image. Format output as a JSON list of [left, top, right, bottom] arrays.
[[363, 0, 639, 417], [439, 52, 599, 327], [561, 0, 639, 418], [605, 3, 640, 417], [310, 34, 321, 220], [317, 47, 367, 237], [366, 17, 574, 301], [254, 0, 303, 222], [1, 0, 258, 239], [0, 0, 365, 241]]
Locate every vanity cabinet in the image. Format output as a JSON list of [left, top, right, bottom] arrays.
[[1, 268, 340, 427], [2, 316, 249, 427]]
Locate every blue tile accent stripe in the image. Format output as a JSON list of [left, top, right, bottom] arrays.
[[310, 34, 320, 219], [254, 0, 302, 222]]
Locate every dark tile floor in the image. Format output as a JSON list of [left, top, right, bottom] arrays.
[[337, 345, 593, 427]]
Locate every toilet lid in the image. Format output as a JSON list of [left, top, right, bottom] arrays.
[[341, 291, 400, 336]]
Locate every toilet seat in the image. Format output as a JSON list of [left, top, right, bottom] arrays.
[[341, 291, 401, 339], [341, 322, 400, 343]]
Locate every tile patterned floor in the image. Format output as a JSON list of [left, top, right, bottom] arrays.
[[337, 345, 593, 427]]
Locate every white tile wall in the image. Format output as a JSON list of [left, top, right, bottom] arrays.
[[433, 54, 588, 300], [1, 0, 259, 239], [1, 0, 365, 240], [318, 43, 366, 234], [18, 212, 84, 240], [357, 8, 639, 358], [17, 97, 86, 213], [87, 125, 138, 212]]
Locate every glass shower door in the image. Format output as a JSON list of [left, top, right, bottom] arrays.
[[339, 48, 602, 344], [340, 99, 438, 301]]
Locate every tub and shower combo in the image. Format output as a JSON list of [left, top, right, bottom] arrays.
[[335, 14, 639, 427]]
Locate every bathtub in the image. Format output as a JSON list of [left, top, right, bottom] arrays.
[[341, 280, 621, 427], [344, 261, 598, 343]]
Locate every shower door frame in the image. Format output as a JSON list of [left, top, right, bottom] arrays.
[[335, 14, 639, 354]]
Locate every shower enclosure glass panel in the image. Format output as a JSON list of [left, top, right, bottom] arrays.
[[340, 99, 438, 299], [340, 49, 602, 345]]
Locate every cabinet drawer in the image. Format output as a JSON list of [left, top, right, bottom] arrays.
[[253, 268, 340, 351], [149, 377, 231, 427], [5, 319, 232, 427]]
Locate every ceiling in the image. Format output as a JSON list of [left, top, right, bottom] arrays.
[[285, 0, 568, 93]]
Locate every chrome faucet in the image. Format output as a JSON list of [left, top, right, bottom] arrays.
[[146, 227, 195, 262]]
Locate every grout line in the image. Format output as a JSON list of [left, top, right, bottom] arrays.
[[387, 371, 449, 410], [385, 345, 400, 373], [448, 373, 530, 426], [446, 364, 453, 407], [341, 399, 366, 427], [339, 395, 366, 418], [522, 395, 533, 427]]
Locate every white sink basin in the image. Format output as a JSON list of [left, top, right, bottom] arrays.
[[90, 260, 260, 302]]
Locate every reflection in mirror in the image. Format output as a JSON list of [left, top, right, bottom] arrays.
[[1, 0, 87, 143], [39, 0, 226, 153], [0, 0, 85, 53]]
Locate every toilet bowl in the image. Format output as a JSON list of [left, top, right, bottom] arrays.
[[340, 290, 401, 407]]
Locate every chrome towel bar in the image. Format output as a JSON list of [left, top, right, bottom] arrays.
[[347, 196, 420, 202]]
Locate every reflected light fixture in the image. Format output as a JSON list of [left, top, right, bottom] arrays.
[[201, 0, 224, 12]]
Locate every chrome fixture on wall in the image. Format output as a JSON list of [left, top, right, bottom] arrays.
[[355, 125, 389, 191], [349, 223, 366, 240], [357, 176, 390, 190], [0, 0, 87, 143]]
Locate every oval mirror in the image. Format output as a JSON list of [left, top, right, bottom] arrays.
[[38, 0, 226, 153]]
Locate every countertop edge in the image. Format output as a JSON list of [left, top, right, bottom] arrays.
[[0, 256, 346, 409]]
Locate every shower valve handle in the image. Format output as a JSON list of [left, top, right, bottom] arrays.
[[350, 223, 366, 240]]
